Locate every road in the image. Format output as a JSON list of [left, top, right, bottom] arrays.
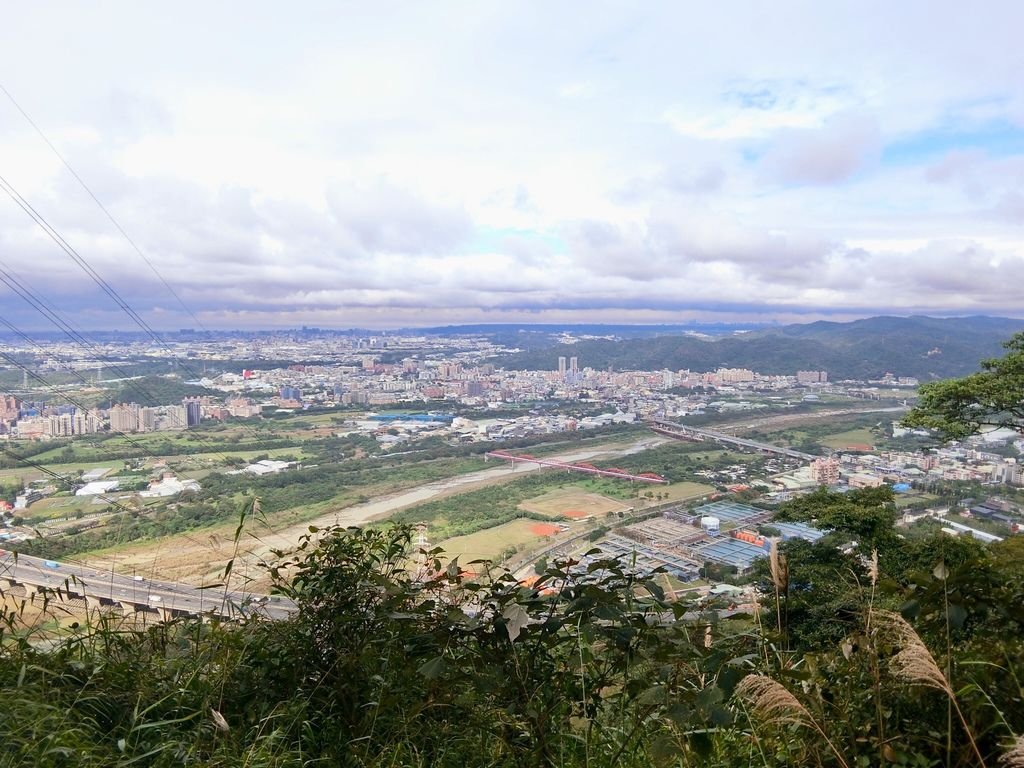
[[718, 405, 909, 434], [246, 435, 669, 556], [0, 550, 295, 620], [649, 418, 818, 460]]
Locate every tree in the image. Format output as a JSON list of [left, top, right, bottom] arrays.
[[902, 331, 1024, 440], [774, 486, 898, 552]]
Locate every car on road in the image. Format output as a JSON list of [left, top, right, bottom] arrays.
[[148, 595, 162, 603], [43, 560, 60, 569]]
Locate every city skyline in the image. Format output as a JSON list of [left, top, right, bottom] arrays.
[[1, 2, 1023, 330]]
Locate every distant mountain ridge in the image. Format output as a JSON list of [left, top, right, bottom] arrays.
[[493, 315, 1024, 380]]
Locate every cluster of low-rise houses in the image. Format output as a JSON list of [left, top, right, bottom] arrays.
[[2, 336, 1021, 551], [837, 428, 1024, 489], [770, 433, 1024, 494], [0, 352, 866, 443]]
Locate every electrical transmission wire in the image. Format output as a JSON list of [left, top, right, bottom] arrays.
[[0, 263, 243, 464], [0, 267, 187, 408], [0, 174, 170, 342], [0, 87, 280, 455], [0, 347, 208, 480], [0, 88, 297, 576], [0, 173, 280, 454], [0, 82, 210, 334]]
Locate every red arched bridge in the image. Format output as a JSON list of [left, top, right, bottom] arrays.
[[484, 450, 668, 483]]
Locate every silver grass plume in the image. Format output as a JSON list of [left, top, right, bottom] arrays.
[[1000, 734, 1024, 767], [210, 709, 230, 733], [735, 674, 811, 727], [736, 674, 852, 768], [875, 610, 950, 693], [769, 541, 789, 593]]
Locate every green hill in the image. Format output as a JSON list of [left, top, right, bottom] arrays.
[[106, 375, 217, 407], [495, 315, 1024, 380]]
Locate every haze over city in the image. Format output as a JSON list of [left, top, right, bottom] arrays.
[[1, 1, 1023, 330]]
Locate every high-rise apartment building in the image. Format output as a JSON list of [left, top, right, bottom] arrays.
[[45, 413, 74, 437], [227, 398, 262, 418], [569, 356, 578, 374], [183, 398, 202, 427], [0, 396, 19, 424], [279, 386, 302, 401], [72, 409, 101, 435], [558, 356, 567, 376], [109, 403, 140, 433], [797, 370, 828, 384], [163, 405, 188, 431], [809, 457, 841, 485], [139, 407, 158, 432], [717, 368, 755, 383]]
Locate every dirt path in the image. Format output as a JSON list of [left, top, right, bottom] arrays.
[[715, 405, 907, 434], [83, 436, 668, 586]]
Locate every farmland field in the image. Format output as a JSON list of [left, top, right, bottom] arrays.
[[518, 486, 629, 519], [433, 518, 556, 565], [818, 427, 877, 451]]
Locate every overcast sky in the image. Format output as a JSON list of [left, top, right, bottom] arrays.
[[1, 1, 1023, 330]]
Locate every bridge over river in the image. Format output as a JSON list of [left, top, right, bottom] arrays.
[[647, 418, 819, 461]]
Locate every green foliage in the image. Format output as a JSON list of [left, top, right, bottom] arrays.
[[5, 521, 1024, 766], [499, 316, 1024, 380], [3, 527, 755, 766], [109, 375, 217, 407], [902, 331, 1024, 440], [775, 485, 899, 551]]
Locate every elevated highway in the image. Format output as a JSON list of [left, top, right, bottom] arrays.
[[647, 418, 818, 461], [0, 550, 295, 622]]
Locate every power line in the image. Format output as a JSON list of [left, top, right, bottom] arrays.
[[0, 261, 160, 396], [0, 174, 278, 453], [0, 444, 139, 517], [0, 87, 274, 569], [0, 280, 239, 466], [0, 82, 210, 334], [0, 347, 207, 479], [0, 276, 153, 397], [0, 93, 282, 455], [0, 174, 167, 341], [0, 261, 224, 450]]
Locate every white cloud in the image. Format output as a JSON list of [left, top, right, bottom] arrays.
[[759, 113, 882, 185], [0, 2, 1022, 329], [665, 83, 856, 141]]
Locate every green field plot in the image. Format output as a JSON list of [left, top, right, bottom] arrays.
[[519, 486, 629, 519], [652, 480, 716, 502], [0, 459, 125, 484], [894, 491, 938, 509], [818, 427, 877, 450], [435, 518, 558, 565], [20, 493, 142, 524]]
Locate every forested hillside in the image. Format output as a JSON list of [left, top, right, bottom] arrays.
[[495, 315, 1024, 380]]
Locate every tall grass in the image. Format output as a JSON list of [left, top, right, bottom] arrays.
[[3, 520, 1024, 767]]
